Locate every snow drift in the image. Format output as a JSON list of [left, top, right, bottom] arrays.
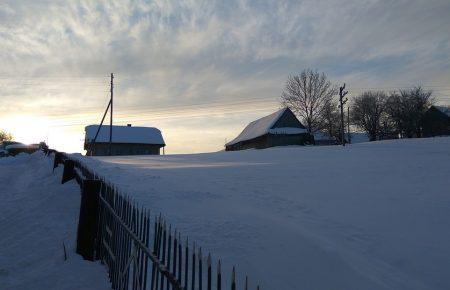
[[73, 137, 450, 290], [0, 153, 109, 290]]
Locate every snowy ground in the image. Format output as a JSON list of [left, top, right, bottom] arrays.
[[0, 153, 110, 290], [74, 137, 450, 290]]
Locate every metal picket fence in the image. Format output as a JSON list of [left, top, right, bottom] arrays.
[[50, 150, 260, 290]]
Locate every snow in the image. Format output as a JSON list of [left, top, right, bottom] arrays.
[[0, 153, 110, 290], [71, 137, 450, 290], [267, 127, 307, 134], [313, 132, 369, 143], [434, 105, 450, 117], [226, 108, 303, 146], [85, 125, 165, 145], [313, 131, 336, 141], [350, 132, 370, 143]]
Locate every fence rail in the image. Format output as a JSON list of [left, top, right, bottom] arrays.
[[48, 149, 260, 290]]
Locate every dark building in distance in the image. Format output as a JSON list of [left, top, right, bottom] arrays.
[[422, 105, 450, 137], [225, 107, 313, 151]]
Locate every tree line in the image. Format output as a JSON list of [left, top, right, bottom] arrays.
[[0, 131, 13, 142], [281, 69, 434, 142]]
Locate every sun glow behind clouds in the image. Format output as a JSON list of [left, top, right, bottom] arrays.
[[0, 114, 86, 153], [0, 115, 50, 145], [1, 1, 450, 153]]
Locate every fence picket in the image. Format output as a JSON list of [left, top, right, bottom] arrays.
[[160, 221, 167, 290], [166, 226, 172, 290], [172, 230, 178, 288], [199, 248, 203, 290], [143, 211, 150, 290], [231, 267, 236, 290], [178, 234, 182, 284], [217, 260, 222, 290], [191, 243, 196, 290], [207, 254, 212, 290], [184, 238, 189, 290]]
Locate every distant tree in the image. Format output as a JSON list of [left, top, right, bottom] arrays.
[[319, 98, 341, 140], [385, 87, 433, 138], [281, 69, 337, 133], [0, 131, 13, 142], [350, 91, 388, 141], [384, 92, 404, 137]]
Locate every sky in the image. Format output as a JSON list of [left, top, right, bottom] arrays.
[[0, 0, 450, 153]]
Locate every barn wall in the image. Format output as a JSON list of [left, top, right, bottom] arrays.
[[422, 107, 450, 137], [225, 133, 312, 151], [86, 143, 162, 156], [268, 133, 312, 147]]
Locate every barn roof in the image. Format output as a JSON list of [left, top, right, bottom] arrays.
[[226, 108, 307, 146], [434, 105, 450, 117], [85, 125, 165, 145]]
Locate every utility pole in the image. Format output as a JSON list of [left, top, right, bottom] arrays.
[[347, 106, 351, 144], [339, 83, 348, 146], [109, 73, 114, 156]]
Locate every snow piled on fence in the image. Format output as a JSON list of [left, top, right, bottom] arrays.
[[0, 153, 109, 290], [76, 137, 450, 290]]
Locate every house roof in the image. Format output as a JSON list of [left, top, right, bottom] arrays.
[[85, 125, 165, 145], [226, 108, 307, 146], [434, 105, 450, 117]]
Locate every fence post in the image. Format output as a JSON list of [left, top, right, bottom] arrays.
[[61, 159, 75, 184], [76, 179, 101, 261]]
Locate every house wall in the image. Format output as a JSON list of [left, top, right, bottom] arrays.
[[225, 133, 312, 151], [225, 135, 268, 151], [86, 143, 162, 156], [422, 107, 450, 137]]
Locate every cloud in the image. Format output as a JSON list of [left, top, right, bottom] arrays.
[[0, 0, 450, 152]]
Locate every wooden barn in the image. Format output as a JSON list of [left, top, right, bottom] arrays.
[[422, 105, 450, 137], [84, 124, 165, 156], [225, 108, 313, 151]]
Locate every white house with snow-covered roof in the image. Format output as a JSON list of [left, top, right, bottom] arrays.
[[84, 124, 165, 156], [225, 107, 313, 151]]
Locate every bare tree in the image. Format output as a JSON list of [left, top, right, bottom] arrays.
[[351, 91, 388, 141], [385, 92, 404, 137], [281, 69, 337, 133], [386, 87, 433, 138], [0, 131, 13, 142], [319, 98, 341, 140]]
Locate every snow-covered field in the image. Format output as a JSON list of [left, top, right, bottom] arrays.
[[73, 137, 450, 290], [0, 153, 109, 290], [3, 138, 449, 290]]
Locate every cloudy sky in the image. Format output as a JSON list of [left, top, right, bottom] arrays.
[[1, 0, 449, 153]]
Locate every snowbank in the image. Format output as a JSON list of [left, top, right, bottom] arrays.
[[75, 137, 450, 290], [0, 153, 110, 290]]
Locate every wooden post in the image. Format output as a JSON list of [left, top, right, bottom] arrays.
[[76, 179, 101, 261], [109, 73, 114, 156], [347, 106, 351, 144], [53, 152, 63, 172], [61, 159, 75, 184], [339, 84, 349, 146]]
